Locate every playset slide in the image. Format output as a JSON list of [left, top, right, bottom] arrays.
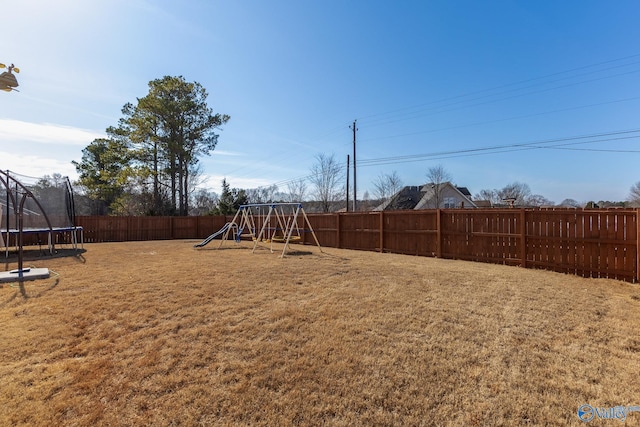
[[193, 222, 232, 248]]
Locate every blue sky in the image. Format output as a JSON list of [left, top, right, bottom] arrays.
[[3, 0, 640, 204]]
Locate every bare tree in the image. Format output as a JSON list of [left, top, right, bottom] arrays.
[[559, 198, 581, 208], [286, 178, 308, 202], [475, 182, 551, 207], [426, 164, 452, 208], [528, 194, 554, 207], [309, 153, 345, 213], [372, 171, 403, 201], [187, 164, 208, 210], [388, 171, 403, 196], [263, 184, 280, 202], [246, 185, 279, 204], [474, 189, 500, 205], [190, 188, 219, 215], [629, 181, 640, 207], [372, 173, 389, 201], [498, 182, 531, 206]]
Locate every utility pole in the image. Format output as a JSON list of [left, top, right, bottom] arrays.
[[350, 120, 358, 211], [346, 154, 350, 212]]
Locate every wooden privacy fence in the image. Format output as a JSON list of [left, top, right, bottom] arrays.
[[76, 208, 640, 283], [78, 215, 232, 242]]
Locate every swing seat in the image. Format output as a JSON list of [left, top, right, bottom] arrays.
[[271, 235, 301, 243]]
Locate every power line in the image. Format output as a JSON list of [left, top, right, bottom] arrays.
[[216, 125, 352, 182], [358, 129, 640, 167], [262, 128, 640, 189], [360, 67, 640, 131], [355, 53, 640, 127], [359, 95, 640, 144]]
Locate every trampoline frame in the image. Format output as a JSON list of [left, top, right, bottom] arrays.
[[2, 226, 84, 258]]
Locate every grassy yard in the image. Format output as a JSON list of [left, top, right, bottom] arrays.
[[1, 240, 639, 426]]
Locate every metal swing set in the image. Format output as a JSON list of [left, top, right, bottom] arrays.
[[194, 203, 322, 257]]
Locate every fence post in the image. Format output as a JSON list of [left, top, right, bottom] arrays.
[[301, 214, 307, 245], [637, 208, 640, 283], [379, 211, 384, 253], [336, 213, 341, 249], [520, 209, 527, 268], [436, 209, 442, 258]]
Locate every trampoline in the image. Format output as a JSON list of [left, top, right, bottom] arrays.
[[1, 170, 83, 258]]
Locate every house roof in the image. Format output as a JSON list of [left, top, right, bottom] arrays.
[[374, 182, 477, 211], [473, 200, 492, 208], [456, 187, 471, 197], [373, 186, 423, 211], [415, 182, 477, 209]]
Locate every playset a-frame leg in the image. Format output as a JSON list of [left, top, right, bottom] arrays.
[[253, 205, 275, 253], [219, 209, 242, 248], [299, 206, 323, 252], [279, 205, 302, 257]]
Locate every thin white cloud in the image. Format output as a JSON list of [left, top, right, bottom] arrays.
[[0, 119, 239, 154], [0, 119, 104, 146], [0, 151, 78, 179], [200, 174, 272, 193], [213, 150, 243, 156]]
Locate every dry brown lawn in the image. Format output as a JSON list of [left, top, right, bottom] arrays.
[[1, 240, 639, 426]]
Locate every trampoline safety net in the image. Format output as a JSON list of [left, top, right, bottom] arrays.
[[1, 170, 78, 242]]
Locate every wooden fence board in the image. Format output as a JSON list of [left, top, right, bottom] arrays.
[[380, 211, 437, 256], [303, 214, 338, 248]]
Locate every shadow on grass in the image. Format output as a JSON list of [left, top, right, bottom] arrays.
[[0, 291, 18, 308], [1, 247, 78, 301], [284, 250, 314, 256], [29, 276, 61, 298], [196, 245, 249, 251], [0, 270, 61, 302], [3, 248, 87, 264], [193, 241, 334, 259], [74, 253, 87, 264]]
